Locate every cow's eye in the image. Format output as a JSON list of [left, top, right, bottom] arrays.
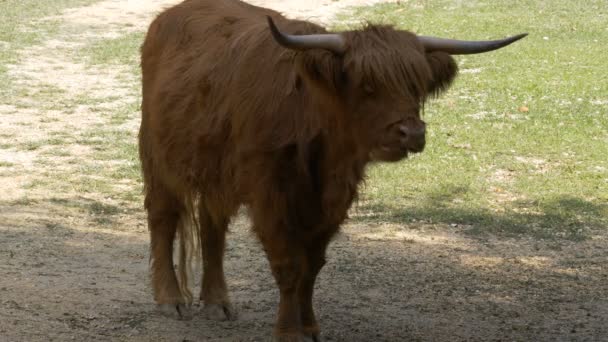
[[363, 84, 374, 95]]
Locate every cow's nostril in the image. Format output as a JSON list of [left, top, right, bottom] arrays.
[[399, 125, 408, 136]]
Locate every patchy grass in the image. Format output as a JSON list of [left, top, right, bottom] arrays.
[[70, 1, 608, 240], [339, 0, 608, 239], [0, 0, 141, 223], [0, 0, 101, 101], [84, 32, 144, 69], [1, 0, 605, 241]]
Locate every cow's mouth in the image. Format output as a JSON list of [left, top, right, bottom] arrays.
[[370, 144, 410, 162]]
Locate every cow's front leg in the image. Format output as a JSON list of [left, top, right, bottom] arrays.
[[299, 236, 331, 342], [260, 232, 307, 341]]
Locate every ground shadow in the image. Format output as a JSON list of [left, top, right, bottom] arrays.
[[1, 195, 607, 341], [352, 186, 607, 241]]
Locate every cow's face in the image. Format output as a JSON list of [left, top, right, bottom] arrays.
[[293, 27, 458, 162], [342, 78, 427, 162], [337, 29, 458, 162], [296, 51, 456, 162]]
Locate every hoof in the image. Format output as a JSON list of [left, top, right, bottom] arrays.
[[302, 326, 321, 342], [158, 303, 193, 321], [302, 334, 322, 342], [272, 334, 319, 342], [201, 302, 237, 321], [301, 336, 315, 342]]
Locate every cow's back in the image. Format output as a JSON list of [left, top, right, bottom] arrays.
[[140, 0, 327, 201]]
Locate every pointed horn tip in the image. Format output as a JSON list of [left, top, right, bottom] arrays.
[[266, 16, 282, 42], [266, 15, 276, 30], [265, 15, 347, 54], [511, 33, 529, 42], [266, 15, 299, 49], [499, 33, 528, 48]]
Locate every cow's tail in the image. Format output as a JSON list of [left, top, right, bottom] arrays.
[[176, 194, 201, 305]]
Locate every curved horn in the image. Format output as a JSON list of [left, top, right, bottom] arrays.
[[267, 16, 347, 54], [419, 33, 528, 55]]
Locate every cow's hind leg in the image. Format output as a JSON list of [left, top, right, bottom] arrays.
[[199, 201, 236, 320], [146, 185, 191, 319]]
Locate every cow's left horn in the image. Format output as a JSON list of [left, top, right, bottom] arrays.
[[267, 16, 347, 54], [419, 33, 528, 55]]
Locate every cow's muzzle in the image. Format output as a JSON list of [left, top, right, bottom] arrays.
[[399, 122, 426, 153], [370, 120, 426, 162]]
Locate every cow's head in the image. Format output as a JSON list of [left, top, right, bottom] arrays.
[[268, 17, 526, 162]]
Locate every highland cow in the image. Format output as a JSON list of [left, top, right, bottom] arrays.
[[139, 0, 526, 340]]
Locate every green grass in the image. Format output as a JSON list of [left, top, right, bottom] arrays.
[[84, 32, 144, 68], [338, 0, 608, 239]]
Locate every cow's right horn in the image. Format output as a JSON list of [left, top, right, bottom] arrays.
[[267, 16, 347, 55]]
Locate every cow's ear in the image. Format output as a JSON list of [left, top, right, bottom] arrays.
[[426, 52, 458, 96], [296, 52, 343, 93]]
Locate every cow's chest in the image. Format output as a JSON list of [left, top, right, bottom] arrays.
[[320, 167, 363, 227]]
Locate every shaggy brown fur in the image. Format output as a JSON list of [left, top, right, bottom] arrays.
[[139, 0, 457, 339]]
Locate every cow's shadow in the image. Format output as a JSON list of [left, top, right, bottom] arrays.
[[351, 186, 607, 241]]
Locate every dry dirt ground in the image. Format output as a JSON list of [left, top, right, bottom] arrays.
[[1, 1, 607, 341]]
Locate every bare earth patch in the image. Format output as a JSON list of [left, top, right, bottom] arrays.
[[246, 0, 399, 24], [1, 1, 607, 341]]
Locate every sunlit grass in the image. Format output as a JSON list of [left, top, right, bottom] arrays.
[[1, 0, 605, 240], [338, 0, 608, 239]]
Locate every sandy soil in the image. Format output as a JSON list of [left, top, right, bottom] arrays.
[[1, 1, 607, 341]]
